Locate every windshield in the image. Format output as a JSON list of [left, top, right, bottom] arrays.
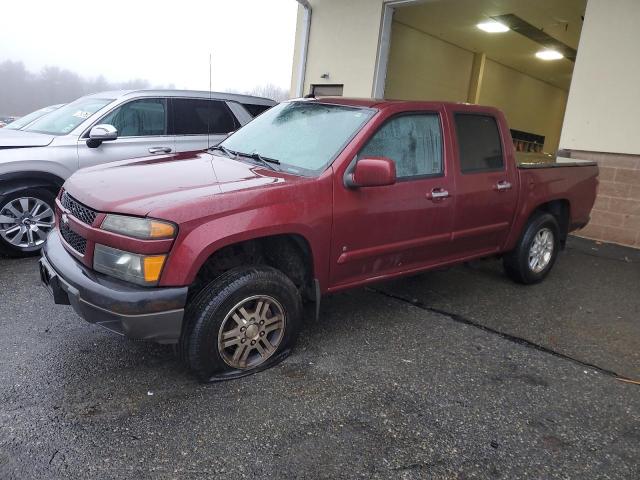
[[220, 101, 375, 175], [5, 105, 63, 130], [24, 97, 114, 135]]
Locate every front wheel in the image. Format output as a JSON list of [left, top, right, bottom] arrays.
[[503, 212, 560, 284], [180, 265, 302, 381], [0, 188, 56, 258]]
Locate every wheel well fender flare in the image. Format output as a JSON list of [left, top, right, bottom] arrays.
[[166, 218, 323, 287], [508, 199, 571, 251], [0, 171, 65, 198]]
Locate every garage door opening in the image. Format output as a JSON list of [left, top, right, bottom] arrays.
[[377, 0, 586, 155]]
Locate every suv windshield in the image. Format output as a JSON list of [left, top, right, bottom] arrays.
[[24, 97, 114, 135], [220, 101, 375, 176], [5, 104, 63, 130]]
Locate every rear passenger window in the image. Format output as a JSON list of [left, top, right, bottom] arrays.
[[358, 114, 443, 179], [171, 99, 238, 135], [241, 103, 273, 117], [455, 114, 503, 173]]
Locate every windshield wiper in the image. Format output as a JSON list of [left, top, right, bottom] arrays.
[[209, 145, 237, 158], [236, 151, 281, 171]]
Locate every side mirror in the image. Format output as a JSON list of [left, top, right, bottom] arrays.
[[346, 157, 396, 188], [86, 124, 118, 148]]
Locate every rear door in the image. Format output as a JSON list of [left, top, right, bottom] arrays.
[[449, 110, 518, 256], [170, 98, 240, 153], [77, 97, 173, 168], [330, 109, 455, 287]]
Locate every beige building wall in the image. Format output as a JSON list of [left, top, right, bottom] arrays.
[[385, 21, 474, 102], [289, 0, 385, 98], [560, 0, 640, 248], [560, 0, 640, 156], [289, 5, 306, 97], [478, 59, 568, 153]]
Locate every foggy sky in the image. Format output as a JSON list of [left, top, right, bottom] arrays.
[[0, 0, 298, 92]]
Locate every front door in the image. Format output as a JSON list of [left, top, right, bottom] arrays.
[[450, 112, 518, 256], [77, 98, 174, 168], [330, 111, 454, 288]]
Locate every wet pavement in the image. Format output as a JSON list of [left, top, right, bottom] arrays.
[[378, 236, 640, 380], [1, 237, 639, 479]]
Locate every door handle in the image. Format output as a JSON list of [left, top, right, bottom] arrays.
[[495, 180, 512, 191], [148, 147, 172, 154], [427, 188, 450, 200]]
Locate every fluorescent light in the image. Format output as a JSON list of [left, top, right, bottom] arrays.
[[477, 20, 510, 33], [536, 49, 564, 61]]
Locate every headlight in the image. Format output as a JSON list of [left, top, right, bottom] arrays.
[[101, 214, 176, 239], [94, 244, 166, 286]]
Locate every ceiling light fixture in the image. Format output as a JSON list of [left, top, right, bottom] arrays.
[[477, 20, 510, 33], [535, 49, 564, 61]]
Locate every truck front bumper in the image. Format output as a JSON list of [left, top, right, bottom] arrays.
[[39, 229, 189, 344]]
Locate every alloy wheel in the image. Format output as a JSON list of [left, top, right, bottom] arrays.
[[0, 197, 55, 249], [528, 227, 554, 273], [217, 295, 286, 369]]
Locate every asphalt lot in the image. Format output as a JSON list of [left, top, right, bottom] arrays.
[[1, 237, 639, 479]]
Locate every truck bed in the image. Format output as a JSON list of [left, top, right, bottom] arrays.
[[510, 155, 599, 244], [516, 153, 597, 169]]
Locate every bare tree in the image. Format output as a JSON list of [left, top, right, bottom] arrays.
[[247, 84, 289, 102], [225, 83, 289, 102], [0, 60, 291, 116], [0, 61, 166, 116]]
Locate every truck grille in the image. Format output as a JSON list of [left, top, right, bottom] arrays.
[[60, 222, 87, 255], [61, 191, 98, 225]]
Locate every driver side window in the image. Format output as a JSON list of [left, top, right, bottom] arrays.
[[358, 113, 443, 179], [100, 98, 167, 137]]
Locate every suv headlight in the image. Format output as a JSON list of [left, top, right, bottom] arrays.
[[101, 214, 176, 239], [94, 244, 166, 286]]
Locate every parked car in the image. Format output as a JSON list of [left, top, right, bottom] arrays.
[[39, 98, 598, 381], [0, 90, 276, 256], [0, 116, 16, 128], [2, 104, 65, 131]]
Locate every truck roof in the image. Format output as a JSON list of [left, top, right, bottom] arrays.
[[306, 97, 497, 112]]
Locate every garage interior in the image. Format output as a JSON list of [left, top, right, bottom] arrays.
[[383, 0, 586, 154]]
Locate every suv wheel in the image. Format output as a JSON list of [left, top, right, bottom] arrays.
[[0, 188, 56, 258], [503, 212, 560, 284], [181, 265, 302, 381]]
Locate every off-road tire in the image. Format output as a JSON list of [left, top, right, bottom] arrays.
[[179, 265, 302, 381]]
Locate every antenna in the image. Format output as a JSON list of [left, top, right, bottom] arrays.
[[207, 52, 212, 150]]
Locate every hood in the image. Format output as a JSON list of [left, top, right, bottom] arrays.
[[0, 129, 55, 148], [64, 151, 302, 218]]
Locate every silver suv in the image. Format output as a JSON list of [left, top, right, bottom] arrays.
[[0, 90, 275, 257]]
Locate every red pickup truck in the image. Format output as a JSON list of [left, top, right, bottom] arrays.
[[39, 98, 598, 381]]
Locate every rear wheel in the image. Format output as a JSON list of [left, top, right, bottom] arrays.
[[503, 212, 560, 284], [0, 188, 56, 258], [180, 265, 302, 381]]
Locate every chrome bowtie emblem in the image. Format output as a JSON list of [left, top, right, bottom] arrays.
[[61, 213, 69, 225]]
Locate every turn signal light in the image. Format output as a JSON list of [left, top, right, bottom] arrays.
[[150, 221, 176, 239], [143, 255, 167, 282]]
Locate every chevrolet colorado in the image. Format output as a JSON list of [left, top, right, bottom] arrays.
[[39, 98, 598, 381]]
